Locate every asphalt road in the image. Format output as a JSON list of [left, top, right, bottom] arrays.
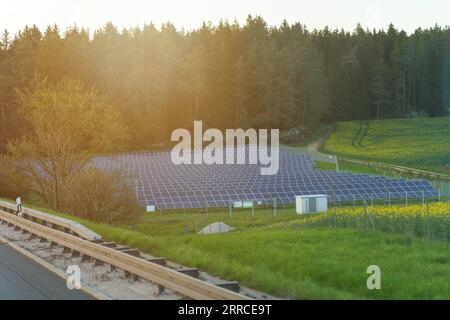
[[0, 243, 92, 300]]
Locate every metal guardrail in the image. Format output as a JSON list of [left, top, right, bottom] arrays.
[[0, 209, 249, 300], [0, 200, 102, 242]]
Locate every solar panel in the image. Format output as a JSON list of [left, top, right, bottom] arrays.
[[92, 146, 438, 210]]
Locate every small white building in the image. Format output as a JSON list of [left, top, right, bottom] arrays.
[[295, 195, 328, 214]]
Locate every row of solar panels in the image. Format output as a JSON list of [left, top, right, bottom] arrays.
[[137, 192, 436, 209], [93, 147, 437, 210]]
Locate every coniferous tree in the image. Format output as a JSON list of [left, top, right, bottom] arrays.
[[0, 19, 449, 153], [371, 58, 390, 119]]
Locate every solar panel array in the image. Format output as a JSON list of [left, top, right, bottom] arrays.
[[92, 146, 437, 210]]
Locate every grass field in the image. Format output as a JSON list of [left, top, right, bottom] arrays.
[[2, 197, 449, 299], [322, 117, 450, 174], [314, 160, 394, 176], [3, 118, 449, 299]]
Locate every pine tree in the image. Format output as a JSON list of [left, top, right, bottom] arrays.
[[183, 44, 208, 121], [231, 56, 250, 126], [371, 58, 390, 119], [0, 20, 449, 152], [296, 40, 330, 127]]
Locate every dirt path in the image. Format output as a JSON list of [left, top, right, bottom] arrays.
[[305, 125, 335, 152]]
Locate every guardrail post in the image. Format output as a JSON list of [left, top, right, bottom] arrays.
[[95, 259, 105, 267], [72, 250, 80, 258], [39, 237, 48, 243]]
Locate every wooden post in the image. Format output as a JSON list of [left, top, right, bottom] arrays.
[[334, 201, 338, 235], [425, 202, 431, 243]]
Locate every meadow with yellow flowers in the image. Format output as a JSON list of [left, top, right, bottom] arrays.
[[288, 202, 450, 243]]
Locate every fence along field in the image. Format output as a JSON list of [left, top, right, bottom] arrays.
[[126, 196, 450, 243], [6, 191, 448, 242]]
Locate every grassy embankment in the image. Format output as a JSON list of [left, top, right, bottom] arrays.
[[322, 117, 450, 174], [2, 197, 448, 300]]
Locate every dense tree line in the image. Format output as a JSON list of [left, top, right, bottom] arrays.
[[0, 16, 449, 151]]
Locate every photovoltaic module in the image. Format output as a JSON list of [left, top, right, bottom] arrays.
[[92, 146, 437, 210]]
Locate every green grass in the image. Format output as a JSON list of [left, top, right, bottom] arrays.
[[154, 228, 450, 300], [322, 117, 450, 174], [314, 161, 338, 171], [314, 160, 392, 176], [3, 197, 449, 300], [58, 222, 450, 300], [0, 196, 300, 236], [132, 206, 300, 236]]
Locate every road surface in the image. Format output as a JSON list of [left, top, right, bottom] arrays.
[[0, 242, 92, 300]]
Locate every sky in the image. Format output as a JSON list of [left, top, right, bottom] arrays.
[[0, 0, 448, 36]]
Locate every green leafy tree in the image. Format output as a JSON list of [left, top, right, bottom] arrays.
[[3, 77, 130, 210]]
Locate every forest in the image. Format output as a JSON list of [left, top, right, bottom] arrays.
[[0, 15, 449, 151]]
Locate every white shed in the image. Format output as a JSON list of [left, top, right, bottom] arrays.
[[295, 195, 328, 214]]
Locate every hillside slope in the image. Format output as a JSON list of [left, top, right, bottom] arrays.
[[322, 117, 450, 174]]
